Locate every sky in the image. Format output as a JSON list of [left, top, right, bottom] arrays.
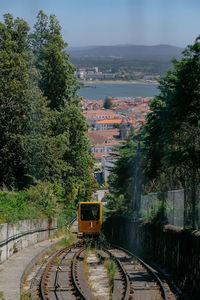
[[0, 0, 200, 48]]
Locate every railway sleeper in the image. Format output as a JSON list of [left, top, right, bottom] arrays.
[[96, 249, 110, 262]]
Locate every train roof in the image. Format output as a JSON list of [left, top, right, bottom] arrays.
[[79, 202, 101, 205]]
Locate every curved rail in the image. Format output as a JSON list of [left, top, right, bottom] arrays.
[[36, 231, 169, 300], [39, 240, 91, 300], [111, 243, 168, 300], [71, 247, 88, 300], [40, 246, 68, 299], [53, 247, 73, 298], [103, 247, 130, 300]]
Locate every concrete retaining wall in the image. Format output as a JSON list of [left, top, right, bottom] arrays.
[[103, 216, 200, 298], [0, 219, 57, 264]]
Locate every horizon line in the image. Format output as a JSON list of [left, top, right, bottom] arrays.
[[67, 43, 185, 49]]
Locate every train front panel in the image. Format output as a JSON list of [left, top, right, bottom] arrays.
[[78, 202, 102, 233]]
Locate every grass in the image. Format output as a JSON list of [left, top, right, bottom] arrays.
[[53, 257, 61, 264], [104, 259, 116, 298], [82, 247, 99, 291], [20, 229, 77, 299], [0, 191, 40, 224], [0, 292, 4, 300], [0, 183, 77, 225], [83, 245, 116, 300], [82, 248, 91, 287], [58, 231, 78, 247], [20, 291, 31, 300]]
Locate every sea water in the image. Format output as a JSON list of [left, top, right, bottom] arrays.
[[78, 82, 159, 100]]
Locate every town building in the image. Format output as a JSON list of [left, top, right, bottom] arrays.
[[84, 97, 151, 160], [95, 119, 122, 130], [76, 67, 116, 81], [89, 129, 120, 159]]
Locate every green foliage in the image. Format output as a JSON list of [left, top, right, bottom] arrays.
[[57, 202, 77, 228], [0, 11, 96, 218], [106, 130, 143, 215], [0, 13, 52, 190], [113, 123, 120, 128], [103, 97, 113, 109], [0, 191, 39, 224], [104, 259, 116, 297], [106, 37, 200, 228], [20, 291, 31, 300], [105, 193, 128, 216], [24, 180, 62, 219], [58, 231, 78, 247], [31, 10, 78, 110], [0, 181, 76, 224], [0, 291, 4, 300], [30, 11, 97, 201], [70, 55, 175, 79], [102, 203, 110, 219], [144, 36, 200, 194], [142, 200, 168, 224]]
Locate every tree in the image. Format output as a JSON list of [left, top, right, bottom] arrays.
[[107, 37, 200, 227], [103, 97, 113, 109], [31, 11, 79, 110], [143, 37, 200, 228], [31, 11, 97, 201], [144, 37, 200, 189], [0, 14, 52, 189], [107, 129, 143, 215]]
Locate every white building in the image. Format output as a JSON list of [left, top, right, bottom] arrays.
[[95, 119, 122, 130]]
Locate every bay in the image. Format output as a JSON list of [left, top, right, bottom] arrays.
[[77, 82, 159, 100]]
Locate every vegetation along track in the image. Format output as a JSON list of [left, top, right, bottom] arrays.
[[36, 241, 129, 300], [107, 244, 177, 300], [30, 238, 176, 300], [39, 241, 86, 300]]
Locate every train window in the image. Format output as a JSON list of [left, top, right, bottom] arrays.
[[80, 204, 100, 221]]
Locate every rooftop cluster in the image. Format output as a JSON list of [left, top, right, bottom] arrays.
[[81, 96, 151, 159]]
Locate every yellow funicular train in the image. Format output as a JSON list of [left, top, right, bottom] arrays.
[[78, 202, 102, 236]]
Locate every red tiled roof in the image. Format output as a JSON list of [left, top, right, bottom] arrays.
[[83, 109, 117, 115], [96, 119, 122, 124], [89, 129, 121, 148], [89, 129, 119, 146]]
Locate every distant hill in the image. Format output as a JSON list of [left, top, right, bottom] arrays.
[[68, 44, 184, 77], [68, 44, 183, 60]]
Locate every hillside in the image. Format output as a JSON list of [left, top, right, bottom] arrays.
[[68, 44, 183, 78], [68, 44, 183, 59]]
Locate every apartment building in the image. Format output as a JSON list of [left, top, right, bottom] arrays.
[[95, 119, 122, 130]]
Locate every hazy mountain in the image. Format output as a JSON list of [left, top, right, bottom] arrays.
[[68, 44, 183, 59]]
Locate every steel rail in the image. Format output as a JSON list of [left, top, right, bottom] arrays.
[[31, 216, 76, 291], [71, 246, 88, 300], [53, 247, 73, 299], [103, 247, 130, 300], [111, 243, 168, 300], [40, 244, 76, 299]]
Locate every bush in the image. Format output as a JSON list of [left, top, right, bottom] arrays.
[[57, 202, 77, 228], [0, 181, 78, 225], [24, 180, 62, 219], [0, 191, 39, 223]]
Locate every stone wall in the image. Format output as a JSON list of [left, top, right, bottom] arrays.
[[0, 218, 57, 264], [103, 216, 200, 298]]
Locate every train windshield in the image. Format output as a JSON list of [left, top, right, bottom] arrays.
[[80, 204, 100, 221]]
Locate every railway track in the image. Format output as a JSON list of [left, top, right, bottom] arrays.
[[107, 244, 176, 300], [29, 237, 176, 300], [39, 241, 85, 299]]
